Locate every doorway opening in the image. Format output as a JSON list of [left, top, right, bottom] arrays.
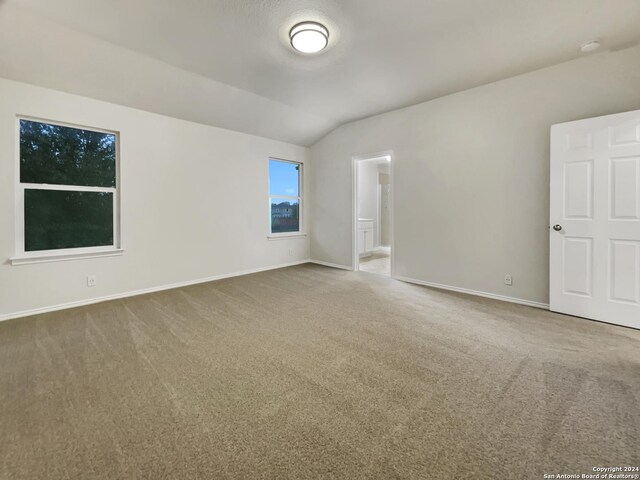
[[353, 153, 393, 276]]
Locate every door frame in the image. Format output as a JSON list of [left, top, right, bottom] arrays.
[[352, 151, 395, 276]]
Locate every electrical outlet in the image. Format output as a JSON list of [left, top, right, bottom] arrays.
[[289, 249, 294, 257], [87, 275, 97, 287], [504, 274, 512, 286]]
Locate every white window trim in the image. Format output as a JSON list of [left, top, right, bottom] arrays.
[[11, 116, 122, 265], [267, 157, 304, 239], [267, 232, 307, 241], [10, 249, 124, 266]]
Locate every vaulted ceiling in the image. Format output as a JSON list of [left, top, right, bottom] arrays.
[[2, 0, 640, 145]]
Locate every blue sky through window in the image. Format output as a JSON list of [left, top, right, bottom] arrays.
[[269, 159, 299, 197]]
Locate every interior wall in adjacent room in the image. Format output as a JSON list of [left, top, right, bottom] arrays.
[[379, 171, 390, 247], [356, 161, 380, 244]]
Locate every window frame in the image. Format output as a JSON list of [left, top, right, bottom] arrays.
[[268, 157, 304, 238], [12, 116, 122, 265]]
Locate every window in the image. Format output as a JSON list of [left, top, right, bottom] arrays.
[[269, 158, 302, 235], [15, 118, 119, 261]]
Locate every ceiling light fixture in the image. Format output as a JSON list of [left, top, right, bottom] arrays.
[[289, 21, 329, 54], [580, 39, 600, 53]]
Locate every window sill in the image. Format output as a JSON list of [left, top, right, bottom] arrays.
[[10, 248, 124, 266], [267, 233, 307, 241]]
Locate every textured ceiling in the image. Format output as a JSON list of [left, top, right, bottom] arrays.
[[2, 0, 640, 145]]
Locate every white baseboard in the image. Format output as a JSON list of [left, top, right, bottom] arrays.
[[394, 275, 549, 310], [0, 260, 310, 322], [308, 259, 353, 271], [1, 262, 548, 322]]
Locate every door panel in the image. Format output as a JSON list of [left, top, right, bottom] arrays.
[[365, 228, 374, 252], [609, 157, 640, 219], [551, 110, 640, 329], [562, 237, 592, 297], [610, 240, 640, 304], [564, 161, 593, 218], [609, 122, 640, 146], [565, 131, 593, 150]]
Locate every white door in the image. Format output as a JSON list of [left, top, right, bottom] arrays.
[[550, 110, 640, 329]]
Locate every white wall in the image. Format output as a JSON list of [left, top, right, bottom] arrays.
[[0, 78, 309, 319], [357, 161, 379, 236], [357, 161, 390, 247], [310, 45, 640, 305]]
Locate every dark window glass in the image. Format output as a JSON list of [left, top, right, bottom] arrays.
[[270, 199, 299, 233], [20, 119, 116, 188], [24, 189, 114, 251], [269, 159, 299, 196]]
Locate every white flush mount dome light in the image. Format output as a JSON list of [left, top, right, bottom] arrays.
[[290, 21, 329, 53]]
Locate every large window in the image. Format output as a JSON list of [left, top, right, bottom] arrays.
[[269, 158, 302, 234], [16, 118, 119, 259]]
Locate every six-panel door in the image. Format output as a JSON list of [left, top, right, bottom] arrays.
[[550, 110, 640, 329]]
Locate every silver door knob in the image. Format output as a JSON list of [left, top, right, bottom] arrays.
[[553, 224, 563, 231]]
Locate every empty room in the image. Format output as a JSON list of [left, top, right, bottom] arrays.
[[1, 1, 640, 479]]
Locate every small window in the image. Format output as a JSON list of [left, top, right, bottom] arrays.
[[269, 158, 302, 234], [16, 118, 119, 257]]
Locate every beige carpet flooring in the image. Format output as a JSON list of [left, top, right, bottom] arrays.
[[359, 250, 391, 276], [1, 264, 639, 479]]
